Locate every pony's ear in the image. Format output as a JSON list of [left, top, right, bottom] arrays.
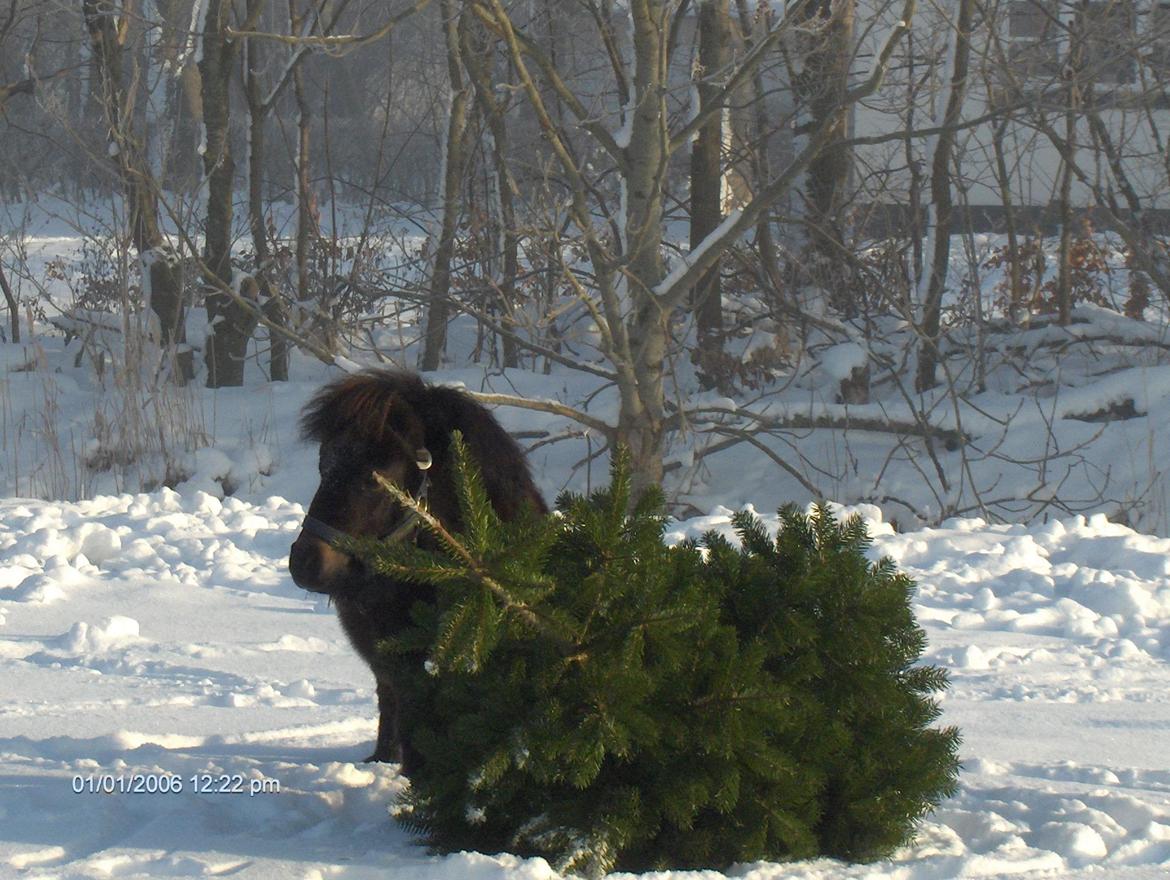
[[415, 449, 433, 470]]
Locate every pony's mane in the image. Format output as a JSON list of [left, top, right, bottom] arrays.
[[299, 370, 427, 449], [301, 369, 548, 518]]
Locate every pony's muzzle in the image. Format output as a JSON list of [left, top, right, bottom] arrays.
[[289, 531, 353, 594]]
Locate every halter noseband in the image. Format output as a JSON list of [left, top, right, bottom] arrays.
[[301, 449, 433, 549]]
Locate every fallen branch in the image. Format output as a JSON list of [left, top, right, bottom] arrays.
[[463, 390, 615, 441], [682, 405, 969, 450]]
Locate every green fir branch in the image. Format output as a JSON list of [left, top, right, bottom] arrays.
[[372, 471, 574, 651]]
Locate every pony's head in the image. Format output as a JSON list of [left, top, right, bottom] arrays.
[[288, 371, 433, 595]]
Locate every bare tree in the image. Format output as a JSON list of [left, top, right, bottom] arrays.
[[200, 0, 260, 387], [243, 0, 283, 380], [469, 0, 915, 496], [790, 0, 857, 303], [691, 0, 731, 389], [83, 0, 191, 382], [915, 0, 974, 391], [419, 0, 472, 371], [0, 260, 18, 342], [289, 0, 320, 354], [463, 15, 520, 368], [0, 0, 32, 342]]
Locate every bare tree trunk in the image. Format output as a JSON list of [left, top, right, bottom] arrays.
[[483, 0, 914, 497], [241, 0, 339, 379], [691, 0, 730, 389], [200, 0, 255, 387], [791, 0, 868, 403], [620, 0, 671, 496], [1055, 120, 1075, 326], [0, 263, 18, 342], [0, 3, 28, 335], [991, 113, 1023, 323], [916, 0, 973, 391], [1055, 7, 1084, 328], [420, 0, 471, 372], [244, 18, 287, 382], [290, 24, 321, 348], [794, 0, 856, 313], [66, 18, 83, 127], [735, 0, 790, 349], [83, 0, 192, 383], [905, 31, 923, 300], [463, 20, 519, 369]]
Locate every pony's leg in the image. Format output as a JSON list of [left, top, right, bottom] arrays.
[[367, 676, 403, 764]]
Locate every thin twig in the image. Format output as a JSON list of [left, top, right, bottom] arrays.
[[372, 472, 574, 648]]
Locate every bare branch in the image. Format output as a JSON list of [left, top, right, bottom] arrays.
[[0, 76, 33, 109], [370, 472, 573, 648], [666, 8, 790, 154], [227, 0, 432, 54], [472, 3, 627, 166], [681, 404, 968, 448], [463, 390, 616, 440], [652, 0, 918, 308]]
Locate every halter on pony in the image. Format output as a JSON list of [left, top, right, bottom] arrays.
[[301, 448, 433, 548]]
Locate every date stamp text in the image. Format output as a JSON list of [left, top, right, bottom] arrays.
[[72, 773, 280, 796]]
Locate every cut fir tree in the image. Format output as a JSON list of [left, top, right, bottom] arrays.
[[345, 434, 960, 877]]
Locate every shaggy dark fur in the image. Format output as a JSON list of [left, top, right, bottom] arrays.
[[288, 370, 546, 767]]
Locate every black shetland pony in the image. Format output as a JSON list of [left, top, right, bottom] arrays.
[[288, 370, 547, 767]]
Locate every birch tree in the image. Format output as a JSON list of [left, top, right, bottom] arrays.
[[472, 0, 915, 496]]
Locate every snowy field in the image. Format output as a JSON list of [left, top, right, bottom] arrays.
[[3, 493, 1170, 879], [3, 201, 1170, 878]]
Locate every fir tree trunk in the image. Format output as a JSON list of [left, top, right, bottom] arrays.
[[420, 0, 471, 372], [691, 0, 730, 390]]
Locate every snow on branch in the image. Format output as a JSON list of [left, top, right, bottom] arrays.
[[174, 0, 208, 76], [463, 391, 615, 440]]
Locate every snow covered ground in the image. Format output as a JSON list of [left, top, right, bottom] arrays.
[[4, 199, 1170, 878], [8, 197, 1170, 535], [2, 491, 1170, 879]]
